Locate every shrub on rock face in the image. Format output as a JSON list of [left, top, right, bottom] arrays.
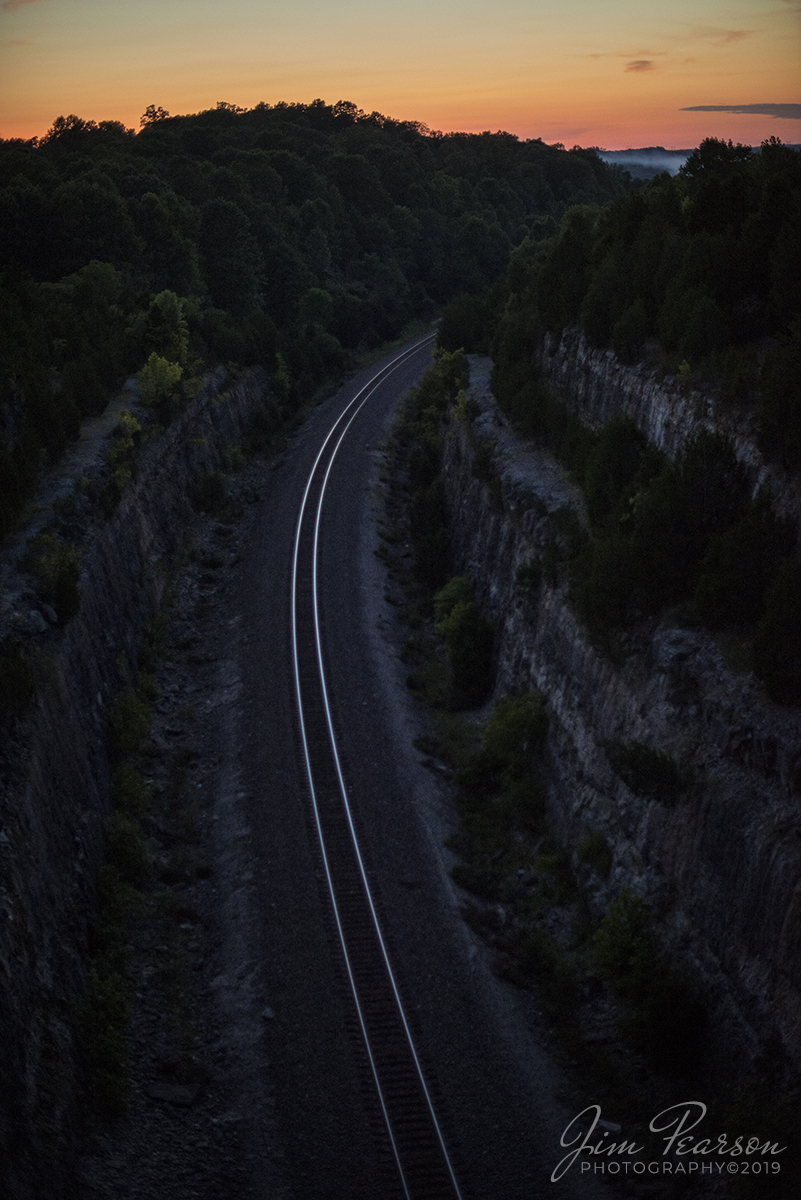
[[32, 534, 82, 624], [108, 688, 151, 760], [482, 693, 547, 777], [589, 889, 705, 1076], [434, 575, 493, 708], [603, 739, 687, 805], [136, 351, 182, 407], [437, 599, 494, 708]]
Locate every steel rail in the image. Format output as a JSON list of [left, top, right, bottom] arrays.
[[290, 336, 464, 1199]]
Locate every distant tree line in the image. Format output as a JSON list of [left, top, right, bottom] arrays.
[[0, 98, 630, 540], [438, 137, 801, 704]]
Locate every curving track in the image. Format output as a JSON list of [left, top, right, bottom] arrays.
[[290, 337, 463, 1199], [237, 334, 605, 1200]]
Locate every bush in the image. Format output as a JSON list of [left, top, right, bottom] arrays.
[[590, 890, 705, 1075], [108, 688, 151, 760], [451, 861, 503, 900], [433, 575, 474, 621], [612, 299, 648, 364], [604, 740, 687, 804], [110, 763, 148, 817], [482, 693, 547, 778], [581, 414, 649, 528], [81, 967, 129, 1116], [695, 499, 794, 628], [32, 534, 82, 623], [136, 351, 182, 407], [516, 927, 579, 1017], [437, 598, 494, 708], [437, 292, 495, 355], [107, 811, 150, 887]]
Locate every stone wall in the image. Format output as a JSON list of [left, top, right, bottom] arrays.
[[442, 355, 801, 1083], [0, 370, 268, 1200], [540, 328, 801, 535]]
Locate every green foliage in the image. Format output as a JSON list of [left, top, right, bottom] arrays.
[[582, 414, 650, 528], [482, 693, 547, 776], [110, 763, 148, 817], [31, 533, 81, 623], [589, 889, 658, 998], [136, 351, 183, 407], [604, 740, 687, 804], [454, 694, 546, 841], [437, 290, 499, 354], [695, 496, 794, 628], [564, 420, 788, 645], [537, 205, 599, 333], [80, 967, 129, 1117], [589, 890, 705, 1074], [436, 597, 494, 708], [107, 811, 150, 887], [1, 99, 632, 537], [105, 409, 142, 491], [453, 389, 480, 424], [403, 354, 474, 591], [141, 290, 189, 363], [484, 136, 801, 471], [433, 574, 473, 621], [516, 926, 578, 1013], [108, 687, 152, 760]]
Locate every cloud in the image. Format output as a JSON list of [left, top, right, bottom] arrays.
[[1, 0, 43, 10], [681, 103, 801, 120], [714, 30, 758, 46], [625, 60, 655, 73]]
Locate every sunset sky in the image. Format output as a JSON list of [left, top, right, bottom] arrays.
[[1, 0, 799, 149]]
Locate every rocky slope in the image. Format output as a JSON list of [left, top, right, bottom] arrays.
[[540, 328, 801, 534], [0, 368, 274, 1200], [443, 355, 801, 1085]]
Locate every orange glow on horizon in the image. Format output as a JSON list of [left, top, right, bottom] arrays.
[[1, 0, 799, 150]]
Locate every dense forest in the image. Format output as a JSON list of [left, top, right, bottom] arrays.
[[440, 137, 801, 703], [0, 98, 631, 541]]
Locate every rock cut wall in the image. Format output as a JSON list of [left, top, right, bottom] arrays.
[[540, 328, 801, 534], [442, 355, 801, 1084], [0, 370, 268, 1200]]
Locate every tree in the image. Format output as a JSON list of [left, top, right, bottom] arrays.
[[679, 137, 752, 182], [140, 105, 171, 126], [198, 198, 262, 316], [141, 291, 189, 364], [136, 353, 182, 407]]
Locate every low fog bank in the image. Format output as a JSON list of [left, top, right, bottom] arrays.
[[598, 147, 691, 178]]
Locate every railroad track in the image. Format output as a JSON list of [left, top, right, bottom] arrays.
[[290, 336, 465, 1200]]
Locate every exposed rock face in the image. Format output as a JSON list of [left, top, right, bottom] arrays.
[[0, 370, 268, 1200], [443, 355, 801, 1084], [541, 328, 801, 535]]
